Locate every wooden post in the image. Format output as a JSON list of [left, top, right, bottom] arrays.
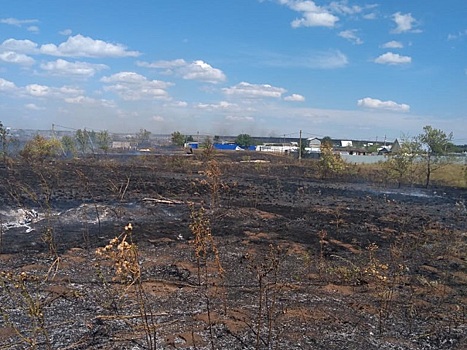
[[299, 129, 302, 162]]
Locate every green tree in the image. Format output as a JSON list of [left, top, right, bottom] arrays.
[[201, 136, 216, 161], [201, 136, 213, 149], [171, 131, 186, 146], [75, 129, 90, 155], [136, 128, 151, 145], [61, 135, 77, 157], [0, 121, 9, 162], [88, 130, 97, 143], [384, 136, 421, 187], [319, 142, 346, 179], [20, 135, 61, 163], [235, 134, 255, 149], [321, 136, 333, 148], [418, 125, 453, 187], [88, 130, 97, 153], [365, 143, 379, 153], [299, 136, 307, 157], [96, 130, 112, 154]]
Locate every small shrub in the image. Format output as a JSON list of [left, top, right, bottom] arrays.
[[20, 135, 61, 164]]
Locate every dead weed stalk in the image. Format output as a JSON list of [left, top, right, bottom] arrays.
[[95, 223, 157, 349], [0, 271, 52, 349], [246, 244, 285, 350], [364, 242, 407, 335], [189, 204, 225, 350]]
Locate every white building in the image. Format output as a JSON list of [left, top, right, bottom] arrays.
[[256, 144, 298, 153], [112, 141, 132, 149], [306, 138, 322, 152]]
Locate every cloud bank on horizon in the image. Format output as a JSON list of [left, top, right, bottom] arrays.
[[0, 0, 465, 141]]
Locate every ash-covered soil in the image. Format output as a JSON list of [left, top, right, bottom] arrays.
[[0, 154, 466, 349]]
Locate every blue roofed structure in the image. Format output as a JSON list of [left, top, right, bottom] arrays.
[[213, 143, 255, 151]]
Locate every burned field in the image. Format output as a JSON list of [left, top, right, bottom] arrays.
[[0, 154, 466, 349]]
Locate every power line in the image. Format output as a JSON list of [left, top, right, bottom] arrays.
[[52, 124, 78, 131], [301, 131, 324, 138], [52, 124, 110, 133]]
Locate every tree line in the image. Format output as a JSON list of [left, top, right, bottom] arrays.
[[0, 122, 460, 187], [384, 125, 454, 188]]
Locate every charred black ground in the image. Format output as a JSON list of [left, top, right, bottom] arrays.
[[0, 154, 466, 349]]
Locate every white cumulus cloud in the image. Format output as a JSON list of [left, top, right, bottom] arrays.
[[25, 84, 50, 97], [338, 29, 363, 44], [0, 38, 38, 53], [101, 72, 172, 101], [138, 59, 186, 70], [278, 0, 339, 28], [179, 60, 226, 83], [24, 84, 84, 99], [166, 100, 188, 108], [101, 72, 170, 87], [27, 26, 39, 33], [40, 59, 108, 77], [392, 12, 420, 34], [223, 82, 286, 99], [381, 40, 403, 49], [447, 29, 467, 41], [0, 18, 38, 27], [40, 34, 140, 58], [197, 101, 237, 110], [225, 115, 254, 122], [64, 96, 115, 108], [328, 1, 363, 15], [25, 103, 44, 110], [138, 59, 226, 83], [375, 52, 411, 65], [284, 94, 305, 102], [0, 78, 17, 92], [59, 29, 73, 36], [152, 115, 165, 122], [357, 97, 410, 112], [0, 51, 35, 65], [64, 96, 94, 104]]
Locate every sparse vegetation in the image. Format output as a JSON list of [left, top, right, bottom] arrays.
[[95, 223, 157, 349], [19, 135, 61, 163], [60, 135, 77, 158], [318, 142, 346, 178], [0, 121, 10, 163], [75, 129, 91, 155], [201, 136, 216, 161], [418, 125, 454, 188], [384, 135, 421, 187], [0, 271, 52, 350], [96, 130, 112, 154]]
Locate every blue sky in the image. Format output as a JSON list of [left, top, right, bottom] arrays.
[[0, 0, 466, 142]]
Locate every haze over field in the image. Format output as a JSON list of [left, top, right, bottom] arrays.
[[0, 0, 466, 142]]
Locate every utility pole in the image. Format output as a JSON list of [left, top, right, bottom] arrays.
[[299, 129, 302, 162]]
